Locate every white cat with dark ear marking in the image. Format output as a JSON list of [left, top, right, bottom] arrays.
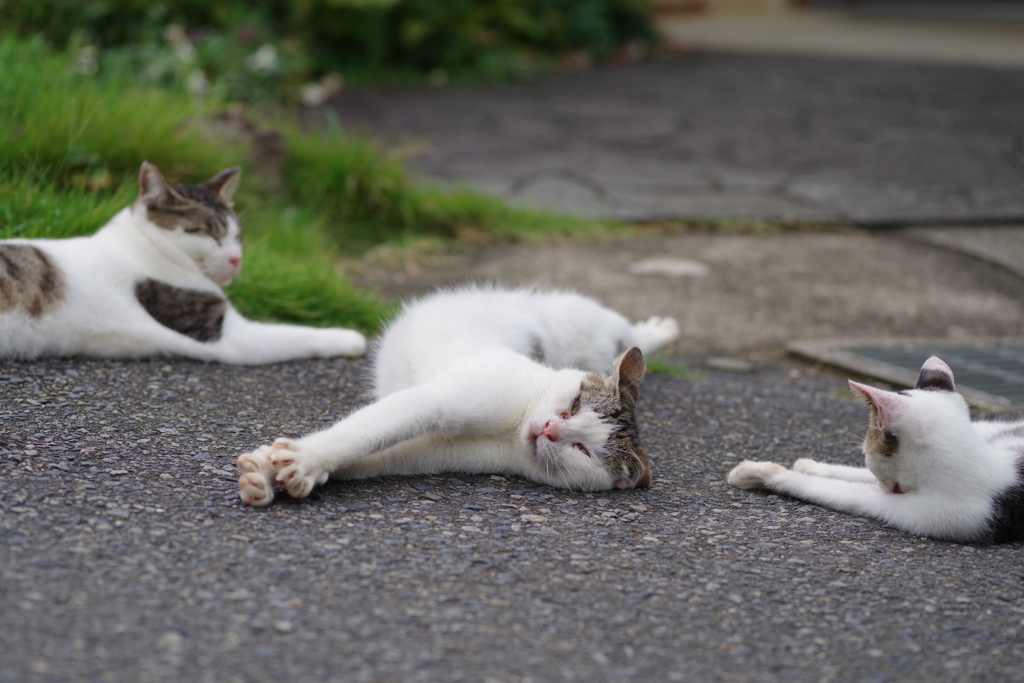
[[0, 161, 366, 364], [728, 357, 1024, 543], [237, 286, 681, 505]]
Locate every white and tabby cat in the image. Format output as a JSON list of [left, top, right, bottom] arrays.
[[237, 286, 681, 505], [0, 162, 365, 363], [728, 357, 1024, 543]]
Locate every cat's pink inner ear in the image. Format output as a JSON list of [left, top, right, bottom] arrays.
[[848, 380, 907, 428], [138, 161, 168, 201]]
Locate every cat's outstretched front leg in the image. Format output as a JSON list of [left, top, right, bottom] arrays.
[[792, 458, 877, 483], [236, 353, 539, 505], [216, 313, 366, 364], [728, 459, 889, 520]]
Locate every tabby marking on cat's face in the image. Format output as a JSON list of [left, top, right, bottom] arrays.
[[0, 244, 67, 317], [135, 162, 244, 286], [582, 347, 651, 489], [527, 348, 651, 490]]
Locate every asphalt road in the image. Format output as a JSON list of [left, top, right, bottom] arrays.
[[3, 354, 1022, 682]]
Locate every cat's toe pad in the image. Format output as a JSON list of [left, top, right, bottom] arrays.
[[727, 460, 786, 489], [238, 445, 279, 506], [239, 472, 274, 506], [237, 445, 275, 474], [268, 440, 327, 499]]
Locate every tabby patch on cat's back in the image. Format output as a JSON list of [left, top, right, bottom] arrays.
[[0, 244, 67, 317], [0, 161, 366, 363]]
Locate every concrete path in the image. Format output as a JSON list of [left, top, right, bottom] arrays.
[[328, 53, 1024, 225]]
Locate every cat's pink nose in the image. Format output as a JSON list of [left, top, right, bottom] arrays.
[[229, 256, 241, 269], [539, 420, 559, 441]]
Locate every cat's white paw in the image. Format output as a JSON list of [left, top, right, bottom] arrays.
[[239, 472, 274, 506], [237, 445, 277, 506], [727, 460, 787, 489], [632, 316, 681, 355], [315, 329, 367, 358], [269, 438, 329, 499], [792, 458, 824, 476]]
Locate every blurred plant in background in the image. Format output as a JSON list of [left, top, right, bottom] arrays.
[[1, 0, 655, 102]]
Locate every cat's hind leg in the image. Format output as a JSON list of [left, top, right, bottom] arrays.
[[630, 316, 680, 356]]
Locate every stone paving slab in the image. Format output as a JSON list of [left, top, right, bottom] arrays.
[[328, 53, 1024, 224], [904, 225, 1024, 280]]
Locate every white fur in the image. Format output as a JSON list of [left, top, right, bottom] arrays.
[[237, 286, 680, 505], [0, 206, 366, 364], [728, 360, 1023, 543]]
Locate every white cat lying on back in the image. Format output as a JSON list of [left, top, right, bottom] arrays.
[[0, 162, 365, 363], [729, 357, 1024, 543], [237, 286, 681, 504]]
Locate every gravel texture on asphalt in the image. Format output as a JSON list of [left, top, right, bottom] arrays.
[[3, 355, 1022, 682]]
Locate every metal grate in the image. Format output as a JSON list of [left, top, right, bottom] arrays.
[[855, 346, 1024, 406], [788, 338, 1024, 413]]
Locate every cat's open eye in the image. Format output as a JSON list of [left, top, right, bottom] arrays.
[[570, 395, 582, 416], [574, 443, 591, 457]]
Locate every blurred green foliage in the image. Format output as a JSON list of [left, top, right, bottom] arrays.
[[1, 0, 655, 97]]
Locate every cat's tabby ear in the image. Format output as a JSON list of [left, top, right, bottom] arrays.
[[138, 161, 187, 208], [849, 381, 907, 429], [915, 356, 955, 392], [615, 347, 646, 406], [201, 167, 242, 207]]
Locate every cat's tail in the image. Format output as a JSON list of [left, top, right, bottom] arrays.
[[630, 316, 680, 357]]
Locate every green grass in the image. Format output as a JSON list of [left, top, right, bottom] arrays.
[[281, 120, 600, 251], [0, 172, 136, 240], [225, 206, 396, 331], [645, 357, 692, 377], [0, 37, 239, 187]]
